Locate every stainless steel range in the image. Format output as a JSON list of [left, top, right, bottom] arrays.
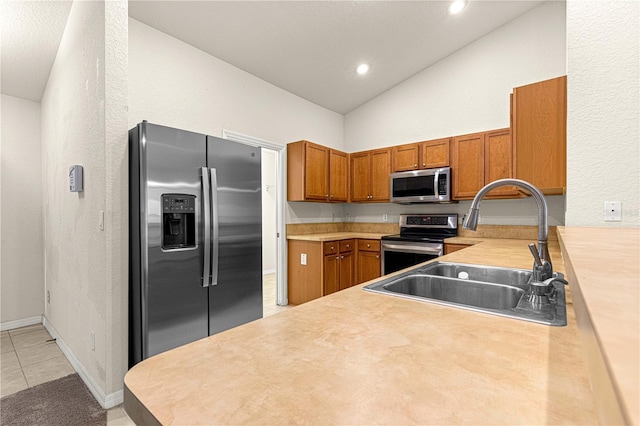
[[381, 214, 458, 275]]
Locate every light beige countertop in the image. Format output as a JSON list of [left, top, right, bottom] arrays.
[[287, 232, 391, 241], [124, 237, 600, 425], [444, 236, 491, 245], [557, 226, 639, 425]]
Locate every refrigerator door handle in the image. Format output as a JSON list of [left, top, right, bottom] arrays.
[[200, 167, 211, 287], [210, 168, 220, 286]]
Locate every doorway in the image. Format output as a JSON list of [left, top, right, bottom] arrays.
[[222, 130, 288, 316]]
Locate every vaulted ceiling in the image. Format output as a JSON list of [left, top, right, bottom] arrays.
[[2, 1, 544, 113]]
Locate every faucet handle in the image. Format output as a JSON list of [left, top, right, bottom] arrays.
[[528, 243, 543, 266]]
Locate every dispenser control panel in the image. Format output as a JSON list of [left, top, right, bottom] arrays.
[[162, 195, 195, 212]]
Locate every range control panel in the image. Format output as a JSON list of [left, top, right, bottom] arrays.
[[401, 214, 458, 229]]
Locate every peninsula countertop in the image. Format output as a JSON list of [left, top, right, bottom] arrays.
[[124, 236, 602, 425]]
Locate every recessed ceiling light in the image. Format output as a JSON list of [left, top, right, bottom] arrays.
[[356, 63, 370, 75], [448, 0, 468, 15]]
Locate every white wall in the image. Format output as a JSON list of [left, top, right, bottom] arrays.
[[566, 1, 639, 226], [127, 18, 344, 145], [262, 149, 277, 273], [40, 0, 128, 405], [345, 1, 566, 152], [128, 18, 344, 225], [1, 95, 44, 324], [344, 2, 567, 227]]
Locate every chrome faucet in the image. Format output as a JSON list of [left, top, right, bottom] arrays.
[[462, 178, 554, 283]]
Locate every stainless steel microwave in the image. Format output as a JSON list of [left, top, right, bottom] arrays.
[[390, 167, 452, 203]]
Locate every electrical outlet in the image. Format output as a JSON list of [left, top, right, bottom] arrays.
[[383, 214, 388, 222], [90, 332, 95, 351], [47, 290, 50, 304], [604, 201, 622, 222], [300, 253, 307, 265]]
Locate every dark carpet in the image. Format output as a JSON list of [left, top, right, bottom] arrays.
[[0, 373, 106, 426]]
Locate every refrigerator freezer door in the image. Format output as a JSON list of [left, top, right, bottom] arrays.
[[206, 136, 263, 334], [132, 123, 209, 363]]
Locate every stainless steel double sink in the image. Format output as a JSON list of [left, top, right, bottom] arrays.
[[363, 262, 567, 326]]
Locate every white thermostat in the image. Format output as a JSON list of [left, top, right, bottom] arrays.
[[69, 165, 84, 192]]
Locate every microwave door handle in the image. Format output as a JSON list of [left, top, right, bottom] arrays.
[[434, 170, 439, 198], [200, 167, 211, 287]]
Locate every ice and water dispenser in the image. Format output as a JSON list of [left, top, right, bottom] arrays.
[[161, 194, 196, 250]]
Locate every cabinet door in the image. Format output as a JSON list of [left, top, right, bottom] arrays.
[[512, 76, 567, 194], [392, 143, 420, 172], [329, 150, 348, 202], [370, 149, 391, 201], [350, 152, 371, 202], [357, 251, 381, 284], [484, 129, 519, 198], [421, 138, 450, 168], [452, 133, 485, 199], [323, 254, 340, 295], [304, 143, 329, 200], [339, 252, 355, 290]]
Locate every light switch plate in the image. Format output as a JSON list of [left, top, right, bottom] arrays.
[[300, 253, 307, 265], [604, 201, 622, 221]]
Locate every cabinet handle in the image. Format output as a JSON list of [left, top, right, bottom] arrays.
[[330, 246, 334, 250], [376, 255, 379, 259], [336, 256, 339, 260], [367, 243, 370, 248], [422, 163, 426, 167], [340, 255, 344, 260], [414, 163, 418, 168]]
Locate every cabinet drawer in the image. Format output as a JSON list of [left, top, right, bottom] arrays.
[[323, 241, 339, 255], [339, 239, 354, 253], [358, 239, 380, 252]]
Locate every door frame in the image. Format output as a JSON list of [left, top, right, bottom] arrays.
[[222, 129, 287, 306]]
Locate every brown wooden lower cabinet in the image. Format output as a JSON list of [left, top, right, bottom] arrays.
[[288, 238, 378, 305], [444, 243, 472, 254], [323, 240, 354, 295], [356, 239, 381, 284]]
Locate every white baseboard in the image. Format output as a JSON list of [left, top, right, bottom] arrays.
[[263, 269, 276, 275], [0, 315, 42, 331], [42, 316, 123, 409]]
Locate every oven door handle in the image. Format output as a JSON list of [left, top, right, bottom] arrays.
[[382, 243, 443, 255]]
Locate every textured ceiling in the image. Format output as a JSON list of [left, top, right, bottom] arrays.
[[2, 1, 545, 111], [128, 1, 545, 113], [1, 0, 72, 102]]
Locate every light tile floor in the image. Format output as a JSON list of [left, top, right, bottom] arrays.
[[0, 274, 287, 424], [263, 273, 292, 317], [0, 324, 134, 425]]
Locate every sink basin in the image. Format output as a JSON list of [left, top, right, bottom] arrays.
[[384, 275, 524, 310], [415, 262, 532, 289], [363, 262, 567, 326]]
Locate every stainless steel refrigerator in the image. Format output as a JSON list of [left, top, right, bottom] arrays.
[[129, 121, 262, 367]]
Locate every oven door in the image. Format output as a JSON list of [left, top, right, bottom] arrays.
[[381, 240, 443, 275]]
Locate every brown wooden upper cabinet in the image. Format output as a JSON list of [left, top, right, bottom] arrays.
[[350, 148, 391, 202], [391, 138, 451, 172], [287, 141, 348, 202], [512, 76, 567, 195], [451, 128, 519, 200]]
